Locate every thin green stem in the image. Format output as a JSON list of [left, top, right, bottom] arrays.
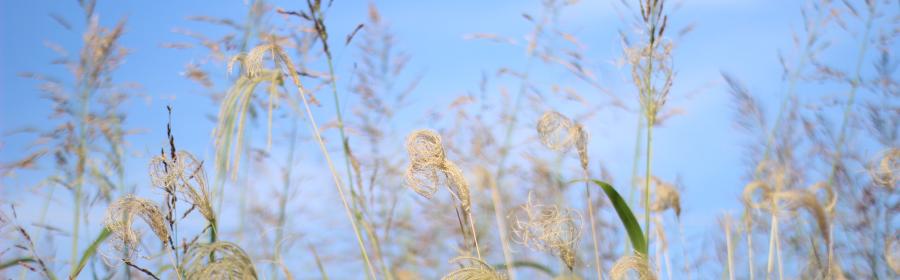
[[70, 81, 90, 276]]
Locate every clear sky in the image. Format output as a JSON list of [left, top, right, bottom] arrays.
[[1, 0, 889, 278]]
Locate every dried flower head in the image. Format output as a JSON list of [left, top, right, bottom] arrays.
[[536, 111, 592, 173], [537, 111, 578, 151], [441, 256, 506, 280], [404, 129, 472, 211], [406, 129, 446, 166], [610, 252, 656, 280], [869, 148, 899, 189], [741, 180, 773, 211], [887, 234, 900, 274], [149, 150, 215, 223], [773, 189, 831, 246], [650, 177, 681, 217], [511, 193, 582, 270], [104, 195, 170, 258], [807, 181, 837, 214], [183, 242, 258, 280]]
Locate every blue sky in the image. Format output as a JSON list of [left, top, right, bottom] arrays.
[[1, 0, 889, 278]]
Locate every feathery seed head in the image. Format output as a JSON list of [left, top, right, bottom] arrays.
[[404, 129, 472, 211], [650, 177, 681, 217], [441, 256, 506, 280], [511, 193, 582, 269], [610, 252, 656, 280], [104, 195, 170, 258], [537, 111, 578, 151], [869, 148, 898, 189], [183, 241, 257, 280]]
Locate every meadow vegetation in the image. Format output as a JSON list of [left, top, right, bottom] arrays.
[[1, 0, 898, 279]]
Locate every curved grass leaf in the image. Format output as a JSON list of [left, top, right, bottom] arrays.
[[0, 257, 35, 271], [493, 260, 556, 277], [572, 179, 648, 256], [69, 227, 111, 279]]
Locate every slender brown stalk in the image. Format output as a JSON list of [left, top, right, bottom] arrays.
[[273, 45, 378, 279]]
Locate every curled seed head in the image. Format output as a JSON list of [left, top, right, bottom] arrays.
[[406, 129, 446, 166], [403, 129, 472, 211], [772, 189, 830, 245], [511, 193, 582, 267], [741, 180, 772, 210], [405, 161, 441, 199], [650, 177, 681, 217], [869, 148, 899, 189], [610, 253, 657, 280], [441, 256, 506, 280], [183, 242, 257, 280], [537, 111, 578, 151], [887, 234, 900, 274], [807, 182, 837, 214], [104, 195, 170, 257]]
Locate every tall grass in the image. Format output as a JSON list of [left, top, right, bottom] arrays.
[[3, 0, 899, 279]]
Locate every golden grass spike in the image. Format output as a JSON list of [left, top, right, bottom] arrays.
[[574, 124, 589, 171], [442, 160, 472, 212], [537, 111, 578, 151], [243, 44, 277, 78], [610, 252, 657, 280], [441, 256, 507, 280], [650, 177, 681, 217], [183, 241, 257, 280], [104, 195, 170, 257]]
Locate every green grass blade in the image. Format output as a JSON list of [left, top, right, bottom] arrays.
[[69, 227, 112, 279], [0, 257, 35, 271], [493, 260, 556, 277], [576, 179, 648, 256]]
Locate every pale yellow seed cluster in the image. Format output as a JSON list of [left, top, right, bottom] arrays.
[[511, 193, 582, 270], [149, 151, 215, 223], [537, 111, 590, 171], [610, 252, 657, 280], [441, 256, 506, 280], [742, 181, 831, 246], [869, 148, 899, 189], [650, 177, 681, 217], [182, 241, 258, 280], [404, 129, 471, 212], [887, 235, 900, 274], [103, 195, 170, 258]]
